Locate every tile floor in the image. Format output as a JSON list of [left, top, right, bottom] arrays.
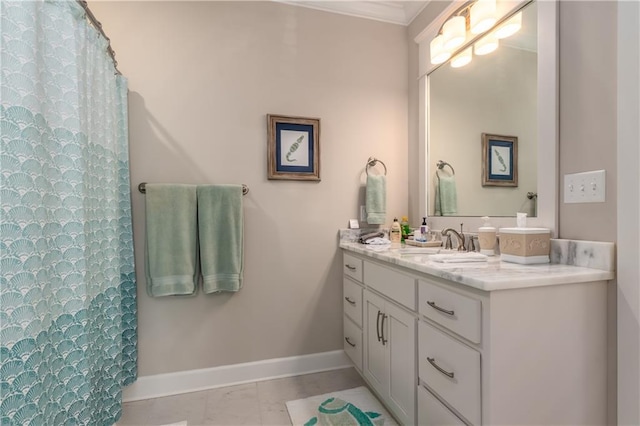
[[117, 367, 367, 425]]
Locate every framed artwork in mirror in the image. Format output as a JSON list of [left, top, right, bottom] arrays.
[[482, 133, 518, 187], [267, 114, 320, 181]]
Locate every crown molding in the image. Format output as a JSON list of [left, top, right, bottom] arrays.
[[276, 1, 430, 26]]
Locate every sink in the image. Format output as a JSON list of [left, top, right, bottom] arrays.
[[397, 247, 442, 255]]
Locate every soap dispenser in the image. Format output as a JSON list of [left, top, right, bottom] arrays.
[[478, 216, 497, 256]]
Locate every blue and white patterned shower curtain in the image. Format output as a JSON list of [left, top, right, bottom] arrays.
[[1, 1, 137, 424]]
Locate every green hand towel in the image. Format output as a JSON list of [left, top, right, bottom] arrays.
[[197, 185, 244, 293], [366, 175, 386, 225], [145, 184, 199, 297], [434, 174, 458, 216]]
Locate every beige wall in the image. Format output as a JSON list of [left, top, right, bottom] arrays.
[[91, 1, 408, 376], [559, 1, 617, 241]]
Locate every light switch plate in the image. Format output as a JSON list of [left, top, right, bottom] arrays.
[[564, 170, 606, 203]]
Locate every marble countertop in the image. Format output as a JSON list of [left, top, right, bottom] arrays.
[[340, 241, 615, 292]]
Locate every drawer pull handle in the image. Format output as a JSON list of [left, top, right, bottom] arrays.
[[427, 301, 455, 316], [345, 337, 356, 347], [427, 357, 455, 379], [376, 310, 382, 342], [345, 297, 356, 305], [345, 264, 357, 271], [381, 313, 388, 345]]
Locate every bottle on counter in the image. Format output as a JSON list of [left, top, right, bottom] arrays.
[[420, 217, 429, 240], [400, 216, 411, 241], [390, 218, 402, 245]]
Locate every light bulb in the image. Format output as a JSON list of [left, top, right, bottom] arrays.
[[442, 16, 466, 50], [495, 12, 522, 39], [470, 0, 497, 35], [474, 33, 499, 55], [451, 47, 472, 68], [430, 34, 451, 65]]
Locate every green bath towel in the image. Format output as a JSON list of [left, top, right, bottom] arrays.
[[366, 175, 386, 225], [145, 184, 199, 297], [435, 174, 458, 216], [197, 185, 244, 293]]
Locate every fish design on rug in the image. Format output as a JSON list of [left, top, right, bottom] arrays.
[[304, 397, 384, 426]]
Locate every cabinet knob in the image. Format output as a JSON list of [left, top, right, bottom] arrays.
[[345, 337, 356, 347], [345, 264, 357, 271], [344, 296, 356, 305]]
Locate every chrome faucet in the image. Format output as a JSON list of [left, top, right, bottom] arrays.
[[442, 224, 466, 251]]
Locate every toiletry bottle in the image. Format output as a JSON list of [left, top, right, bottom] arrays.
[[400, 216, 410, 241], [390, 218, 402, 245], [420, 217, 429, 241], [478, 216, 497, 256]]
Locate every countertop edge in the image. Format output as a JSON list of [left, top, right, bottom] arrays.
[[340, 242, 615, 292]]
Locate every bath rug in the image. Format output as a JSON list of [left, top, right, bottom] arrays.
[[286, 386, 397, 426]]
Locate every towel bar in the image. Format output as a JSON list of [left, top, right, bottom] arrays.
[[365, 157, 387, 176], [138, 182, 249, 195]]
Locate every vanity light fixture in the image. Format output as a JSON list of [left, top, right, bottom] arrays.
[[474, 33, 499, 55], [430, 35, 452, 65], [430, 0, 497, 65], [442, 15, 467, 50], [470, 0, 497, 34], [451, 47, 473, 68], [429, 0, 523, 67], [494, 12, 522, 39]]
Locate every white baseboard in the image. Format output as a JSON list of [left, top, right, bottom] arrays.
[[123, 350, 352, 402]]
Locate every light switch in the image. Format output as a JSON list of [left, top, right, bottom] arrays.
[[564, 170, 606, 203]]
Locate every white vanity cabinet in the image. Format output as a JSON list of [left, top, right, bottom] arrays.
[[342, 253, 417, 425], [342, 248, 610, 426]]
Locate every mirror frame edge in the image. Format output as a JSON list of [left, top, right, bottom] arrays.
[[416, 0, 559, 237]]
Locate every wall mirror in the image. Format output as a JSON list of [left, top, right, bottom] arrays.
[[416, 0, 558, 233]]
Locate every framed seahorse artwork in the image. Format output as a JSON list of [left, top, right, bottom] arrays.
[[481, 133, 518, 187], [267, 114, 320, 181]]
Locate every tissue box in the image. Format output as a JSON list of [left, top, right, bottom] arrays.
[[498, 228, 551, 264]]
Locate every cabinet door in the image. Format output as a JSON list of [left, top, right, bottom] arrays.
[[386, 301, 416, 425], [363, 290, 387, 397]]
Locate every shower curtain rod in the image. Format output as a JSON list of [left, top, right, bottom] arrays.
[[77, 0, 121, 75]]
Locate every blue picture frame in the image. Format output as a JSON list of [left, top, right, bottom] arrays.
[[482, 133, 518, 187], [267, 115, 320, 181]]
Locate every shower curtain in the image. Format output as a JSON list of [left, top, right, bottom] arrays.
[[1, 1, 137, 424]]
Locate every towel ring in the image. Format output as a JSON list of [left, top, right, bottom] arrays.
[[138, 182, 249, 195], [436, 160, 455, 175], [365, 157, 387, 176]]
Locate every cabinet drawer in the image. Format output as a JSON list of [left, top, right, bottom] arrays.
[[418, 385, 466, 426], [419, 321, 481, 425], [343, 277, 363, 327], [343, 253, 363, 282], [364, 261, 416, 311], [343, 315, 362, 371], [419, 279, 481, 344]]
